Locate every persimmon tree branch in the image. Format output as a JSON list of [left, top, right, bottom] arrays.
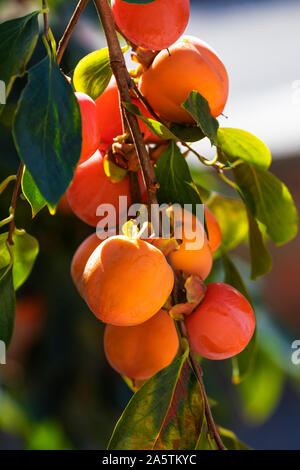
[[93, 0, 159, 206], [57, 0, 89, 65], [7, 163, 24, 246], [42, 0, 50, 41]]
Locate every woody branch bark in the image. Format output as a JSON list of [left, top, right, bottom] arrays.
[[93, 0, 159, 207]]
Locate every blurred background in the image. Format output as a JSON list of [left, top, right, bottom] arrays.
[[0, 0, 299, 450]]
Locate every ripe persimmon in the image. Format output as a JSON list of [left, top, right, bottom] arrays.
[[139, 35, 229, 123], [112, 0, 190, 51], [75, 92, 101, 162], [167, 207, 213, 280], [185, 283, 255, 360], [205, 207, 222, 253], [95, 77, 162, 144], [104, 309, 179, 380], [71, 233, 104, 297], [83, 236, 174, 326], [67, 148, 132, 227]]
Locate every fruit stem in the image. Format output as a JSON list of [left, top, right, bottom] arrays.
[[57, 0, 89, 65], [93, 0, 159, 207], [7, 163, 24, 246]]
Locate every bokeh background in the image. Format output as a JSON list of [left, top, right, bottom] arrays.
[[0, 0, 299, 450]]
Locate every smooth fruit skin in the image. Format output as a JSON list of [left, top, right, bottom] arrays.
[[185, 283, 255, 360], [75, 92, 101, 162], [168, 207, 213, 280], [95, 77, 162, 144], [83, 236, 174, 326], [71, 233, 104, 297], [67, 149, 132, 227], [112, 0, 189, 51], [104, 309, 179, 380], [139, 35, 229, 123], [205, 207, 222, 253]]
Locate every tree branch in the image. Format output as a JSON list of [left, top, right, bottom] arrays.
[[93, 0, 159, 206], [42, 0, 50, 41], [57, 0, 89, 65], [7, 163, 24, 246]]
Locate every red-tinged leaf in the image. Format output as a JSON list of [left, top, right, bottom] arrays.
[[108, 348, 205, 450]]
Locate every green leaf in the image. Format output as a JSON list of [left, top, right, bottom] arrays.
[[247, 211, 272, 280], [154, 142, 202, 211], [73, 48, 112, 100], [222, 253, 252, 304], [0, 267, 16, 346], [238, 347, 284, 425], [13, 55, 82, 207], [123, 102, 176, 140], [22, 167, 48, 217], [233, 163, 298, 245], [0, 231, 39, 290], [181, 91, 219, 142], [218, 427, 251, 450], [208, 195, 248, 255], [169, 124, 205, 143], [216, 128, 272, 170], [0, 11, 39, 98], [195, 416, 217, 450], [222, 254, 257, 383], [108, 349, 205, 450]]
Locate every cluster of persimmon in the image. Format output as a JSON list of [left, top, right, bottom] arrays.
[[68, 0, 255, 382]]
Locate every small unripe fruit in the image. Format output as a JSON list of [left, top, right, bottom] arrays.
[[139, 35, 229, 123], [112, 0, 190, 51], [104, 309, 179, 380], [83, 236, 174, 326], [75, 92, 101, 162], [185, 283, 255, 360]]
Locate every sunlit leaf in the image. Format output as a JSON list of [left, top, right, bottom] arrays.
[[216, 128, 272, 170], [0, 231, 39, 290]]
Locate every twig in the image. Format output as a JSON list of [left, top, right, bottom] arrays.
[[57, 0, 89, 65], [172, 268, 225, 450], [42, 0, 50, 41], [129, 171, 142, 206], [7, 163, 24, 246], [93, 0, 159, 206]]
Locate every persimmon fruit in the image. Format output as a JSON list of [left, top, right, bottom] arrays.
[[83, 236, 174, 326], [111, 0, 190, 52], [104, 309, 179, 380], [71, 233, 104, 297], [95, 77, 161, 144], [139, 35, 229, 123], [75, 92, 101, 162], [66, 148, 132, 227], [167, 207, 213, 280], [205, 206, 222, 253], [185, 283, 255, 360]]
